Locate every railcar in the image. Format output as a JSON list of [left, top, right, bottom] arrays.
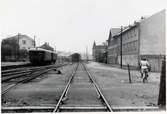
[[71, 53, 81, 62], [29, 48, 57, 65]]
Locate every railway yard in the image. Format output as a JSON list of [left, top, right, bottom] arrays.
[[1, 61, 161, 112]]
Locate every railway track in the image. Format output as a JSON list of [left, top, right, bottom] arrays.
[[2, 62, 112, 112], [2, 64, 61, 82], [53, 62, 112, 112], [1, 62, 160, 112], [1, 63, 67, 96]]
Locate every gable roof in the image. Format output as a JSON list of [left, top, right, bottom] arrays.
[[39, 42, 54, 51], [4, 34, 34, 42], [108, 28, 120, 42]]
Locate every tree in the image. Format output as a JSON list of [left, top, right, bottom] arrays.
[[1, 38, 19, 61]]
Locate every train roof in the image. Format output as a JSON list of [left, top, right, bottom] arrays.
[[29, 48, 56, 54]]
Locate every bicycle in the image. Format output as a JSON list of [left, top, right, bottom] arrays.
[[142, 68, 149, 83]]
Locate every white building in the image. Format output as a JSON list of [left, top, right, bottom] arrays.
[[18, 34, 35, 50]]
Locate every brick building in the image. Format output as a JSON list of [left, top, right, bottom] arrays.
[[107, 9, 165, 71], [92, 41, 107, 63]]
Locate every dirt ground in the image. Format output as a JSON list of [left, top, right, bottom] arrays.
[[86, 62, 161, 107], [2, 64, 76, 107], [2, 61, 162, 111]]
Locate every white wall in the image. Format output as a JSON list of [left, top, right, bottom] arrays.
[[140, 9, 166, 55]]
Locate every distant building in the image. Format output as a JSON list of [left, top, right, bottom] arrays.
[[92, 41, 107, 63], [39, 42, 54, 51], [107, 28, 121, 64], [2, 34, 35, 50], [107, 9, 165, 71], [1, 34, 35, 61], [18, 34, 35, 50], [56, 51, 71, 63]]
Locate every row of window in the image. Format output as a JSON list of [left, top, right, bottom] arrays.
[[122, 28, 137, 41], [109, 28, 138, 46], [122, 40, 138, 53], [108, 40, 138, 55]]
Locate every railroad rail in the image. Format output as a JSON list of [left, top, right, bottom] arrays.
[[2, 64, 66, 82], [52, 62, 112, 112], [82, 63, 113, 112], [1, 62, 160, 113], [53, 63, 79, 112], [2, 63, 67, 95]]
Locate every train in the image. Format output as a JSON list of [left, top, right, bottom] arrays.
[[29, 48, 57, 65], [70, 53, 81, 62]]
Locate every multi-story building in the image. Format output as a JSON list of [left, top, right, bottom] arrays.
[[107, 28, 121, 64], [92, 41, 107, 63], [107, 9, 165, 71], [1, 34, 35, 61], [18, 34, 35, 50]]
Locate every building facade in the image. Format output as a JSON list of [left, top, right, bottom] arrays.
[[18, 34, 35, 50], [107, 9, 165, 71], [1, 34, 35, 61], [92, 41, 107, 63], [107, 28, 121, 64]]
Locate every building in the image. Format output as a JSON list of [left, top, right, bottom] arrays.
[[1, 34, 35, 61], [2, 34, 35, 50], [107, 9, 165, 71], [92, 41, 107, 63], [107, 28, 121, 64], [39, 42, 54, 51], [18, 34, 35, 50]]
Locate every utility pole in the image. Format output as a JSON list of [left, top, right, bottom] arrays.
[[55, 46, 56, 52], [120, 26, 123, 68], [17, 33, 20, 61], [86, 46, 88, 62], [34, 35, 36, 47]]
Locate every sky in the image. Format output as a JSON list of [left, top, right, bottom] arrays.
[[0, 0, 166, 55]]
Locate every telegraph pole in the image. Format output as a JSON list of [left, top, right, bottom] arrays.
[[120, 26, 123, 68], [17, 33, 20, 61], [86, 46, 88, 62], [34, 35, 36, 47], [55, 46, 56, 52]]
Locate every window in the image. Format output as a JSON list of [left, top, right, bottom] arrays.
[[22, 40, 26, 45], [131, 30, 133, 37], [32, 41, 34, 45]]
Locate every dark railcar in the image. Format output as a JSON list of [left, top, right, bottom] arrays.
[[29, 48, 57, 65], [71, 53, 81, 62]]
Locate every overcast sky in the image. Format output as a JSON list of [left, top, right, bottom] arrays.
[[0, 0, 166, 54]]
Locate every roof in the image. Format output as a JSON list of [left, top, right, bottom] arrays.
[[94, 45, 106, 49], [108, 28, 121, 41], [39, 42, 54, 51], [111, 28, 121, 36], [4, 34, 34, 41], [113, 24, 138, 38], [29, 47, 56, 53]]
